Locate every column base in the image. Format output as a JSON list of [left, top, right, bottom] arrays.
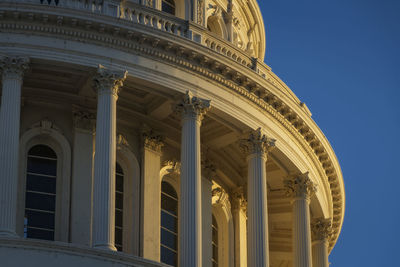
[[93, 243, 117, 252], [0, 230, 19, 238]]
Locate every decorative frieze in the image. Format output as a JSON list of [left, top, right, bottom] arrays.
[[284, 172, 317, 200], [174, 91, 211, 123], [240, 127, 275, 156]]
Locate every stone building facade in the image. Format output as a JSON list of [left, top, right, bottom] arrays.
[[0, 1, 344, 267]]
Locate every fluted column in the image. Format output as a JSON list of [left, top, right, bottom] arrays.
[[240, 128, 275, 267], [92, 65, 127, 251], [174, 91, 210, 267], [312, 218, 332, 267], [0, 56, 29, 237], [285, 173, 317, 267], [232, 187, 247, 267]]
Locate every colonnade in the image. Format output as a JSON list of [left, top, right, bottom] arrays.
[[0, 56, 332, 267]]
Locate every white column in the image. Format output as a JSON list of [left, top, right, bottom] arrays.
[[70, 107, 96, 246], [312, 218, 332, 267], [232, 188, 247, 267], [240, 128, 275, 267], [0, 56, 29, 237], [175, 91, 210, 267], [141, 129, 164, 261], [285, 173, 316, 267], [92, 65, 127, 251]]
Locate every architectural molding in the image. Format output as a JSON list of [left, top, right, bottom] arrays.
[[72, 105, 96, 133]]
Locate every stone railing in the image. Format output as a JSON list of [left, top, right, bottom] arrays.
[[121, 2, 188, 37]]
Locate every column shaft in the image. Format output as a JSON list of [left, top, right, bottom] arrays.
[[92, 65, 126, 251], [175, 91, 210, 267], [312, 239, 329, 267], [240, 128, 274, 267], [293, 198, 312, 267], [285, 173, 316, 267], [247, 153, 269, 267], [232, 190, 247, 267], [93, 90, 117, 250], [0, 57, 28, 237], [180, 116, 202, 267]]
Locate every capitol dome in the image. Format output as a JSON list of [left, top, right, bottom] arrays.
[[0, 1, 344, 267]]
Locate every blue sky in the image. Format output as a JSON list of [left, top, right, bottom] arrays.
[[258, 1, 400, 266]]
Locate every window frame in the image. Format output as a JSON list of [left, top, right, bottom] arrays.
[[17, 121, 71, 242]]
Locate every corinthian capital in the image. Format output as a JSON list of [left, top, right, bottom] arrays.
[[284, 172, 317, 200], [72, 106, 96, 132], [0, 56, 30, 79], [231, 187, 247, 213], [174, 91, 211, 122], [311, 218, 332, 241], [142, 128, 164, 153], [93, 65, 127, 97], [240, 127, 275, 156]]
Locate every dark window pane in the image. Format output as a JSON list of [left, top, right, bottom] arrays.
[[115, 228, 122, 248], [161, 228, 177, 250], [115, 209, 123, 228], [27, 227, 54, 240], [116, 175, 124, 192], [161, 181, 177, 199], [116, 162, 123, 174], [161, 210, 177, 232], [26, 174, 56, 194], [27, 157, 57, 176], [161, 194, 177, 215], [161, 246, 177, 266], [162, 0, 175, 15], [25, 209, 55, 229], [25, 192, 55, 211], [116, 192, 123, 210], [29, 145, 57, 159]]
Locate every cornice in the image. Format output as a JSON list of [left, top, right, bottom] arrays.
[[0, 3, 344, 250]]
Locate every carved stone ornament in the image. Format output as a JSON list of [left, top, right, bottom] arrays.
[[284, 172, 317, 200], [93, 65, 127, 98], [311, 218, 333, 241], [144, 0, 153, 7], [174, 90, 211, 122], [231, 187, 247, 213], [0, 56, 29, 79], [202, 158, 216, 181], [240, 127, 275, 156], [163, 160, 181, 174], [142, 128, 164, 153], [197, 0, 204, 25], [117, 134, 130, 150], [212, 186, 229, 205], [72, 106, 95, 132]]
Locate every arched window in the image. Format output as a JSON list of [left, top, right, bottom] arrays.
[[160, 181, 178, 266], [115, 162, 124, 251], [24, 145, 57, 240], [162, 0, 175, 15], [212, 214, 219, 267]]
